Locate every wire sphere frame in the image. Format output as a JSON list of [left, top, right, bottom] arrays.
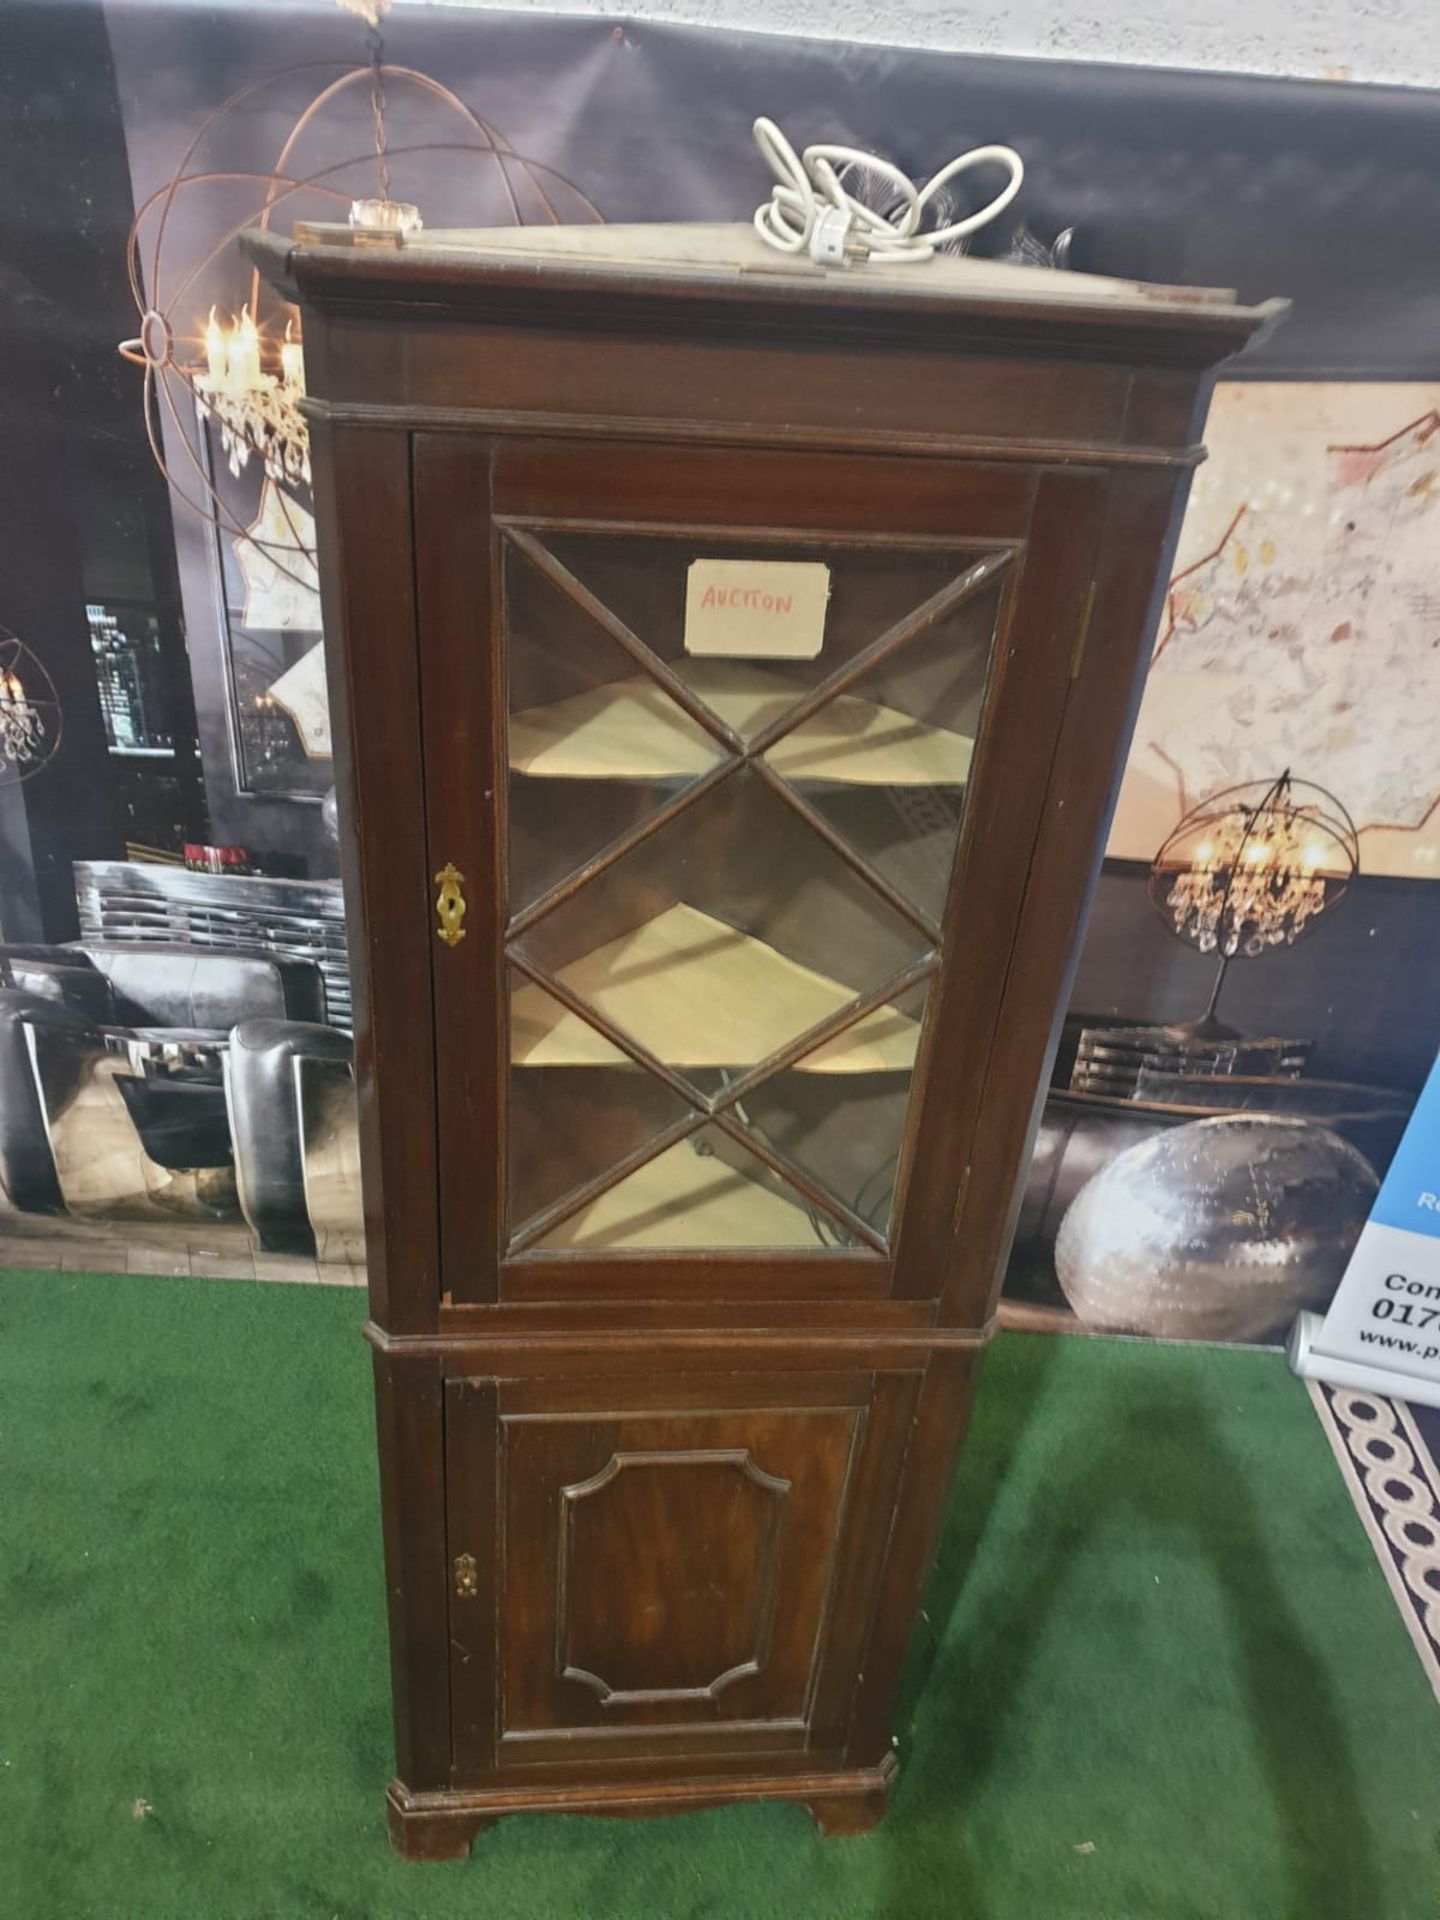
[[0, 626, 64, 788], [1146, 771, 1361, 961], [120, 60, 603, 590]]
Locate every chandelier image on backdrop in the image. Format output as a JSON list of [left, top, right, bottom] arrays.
[[0, 626, 62, 786], [1147, 771, 1360, 1040], [118, 0, 600, 602]]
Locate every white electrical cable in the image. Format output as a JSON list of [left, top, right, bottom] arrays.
[[752, 116, 1023, 268]]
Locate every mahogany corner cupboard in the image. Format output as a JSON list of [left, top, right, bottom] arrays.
[[247, 220, 1281, 1858]]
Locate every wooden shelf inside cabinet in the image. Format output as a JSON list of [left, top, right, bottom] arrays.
[[247, 214, 1284, 1854], [511, 903, 923, 1073], [532, 1132, 834, 1252], [509, 658, 975, 787]]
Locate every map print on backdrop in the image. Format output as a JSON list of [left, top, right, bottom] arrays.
[[237, 481, 323, 634], [1108, 385, 1440, 879]]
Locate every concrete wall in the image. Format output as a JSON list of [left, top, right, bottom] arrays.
[[406, 0, 1439, 89]]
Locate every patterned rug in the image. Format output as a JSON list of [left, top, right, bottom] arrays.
[[1310, 1381, 1440, 1701]]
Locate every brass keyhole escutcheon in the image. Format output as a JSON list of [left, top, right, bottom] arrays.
[[453, 1553, 479, 1598], [434, 863, 467, 947]]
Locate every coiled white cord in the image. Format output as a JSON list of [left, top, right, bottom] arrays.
[[752, 115, 1023, 267]]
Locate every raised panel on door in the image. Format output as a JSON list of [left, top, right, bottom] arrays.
[[415, 437, 1107, 1307], [444, 1367, 921, 1781]]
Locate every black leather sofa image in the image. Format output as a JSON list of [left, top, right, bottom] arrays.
[[225, 1015, 355, 1255], [0, 942, 357, 1256]]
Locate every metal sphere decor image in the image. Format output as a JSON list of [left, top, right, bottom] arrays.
[[1054, 1114, 1379, 1344]]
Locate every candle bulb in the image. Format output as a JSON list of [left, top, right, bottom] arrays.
[[227, 309, 262, 396], [204, 306, 226, 388], [280, 321, 305, 395]]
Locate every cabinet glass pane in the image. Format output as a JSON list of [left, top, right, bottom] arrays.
[[502, 525, 1010, 1257], [690, 981, 931, 1248], [534, 1124, 837, 1253], [540, 531, 999, 736], [510, 768, 927, 1087], [507, 544, 727, 915], [763, 572, 1003, 926], [508, 967, 697, 1241]]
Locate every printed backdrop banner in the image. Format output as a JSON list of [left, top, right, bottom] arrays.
[[1109, 385, 1440, 881], [0, 0, 1433, 1338]]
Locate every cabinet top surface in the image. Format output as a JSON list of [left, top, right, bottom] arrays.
[[251, 220, 1285, 360]]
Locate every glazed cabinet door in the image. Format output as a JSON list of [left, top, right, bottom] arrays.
[[443, 1363, 925, 1783], [414, 435, 1107, 1309]]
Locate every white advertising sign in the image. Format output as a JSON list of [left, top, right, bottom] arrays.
[[1291, 1051, 1440, 1410]]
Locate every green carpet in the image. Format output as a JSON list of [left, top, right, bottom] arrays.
[[2, 1270, 1437, 1920]]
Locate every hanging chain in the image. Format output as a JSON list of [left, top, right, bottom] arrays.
[[366, 24, 391, 206]]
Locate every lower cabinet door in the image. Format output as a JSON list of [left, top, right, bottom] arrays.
[[444, 1366, 922, 1780]]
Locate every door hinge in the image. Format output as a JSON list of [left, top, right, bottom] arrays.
[[452, 1552, 479, 1598], [434, 863, 467, 947]]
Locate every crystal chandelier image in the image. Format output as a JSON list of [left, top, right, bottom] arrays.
[[0, 626, 62, 785], [1147, 772, 1360, 1039], [196, 311, 310, 489]]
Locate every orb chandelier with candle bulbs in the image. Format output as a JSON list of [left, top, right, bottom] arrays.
[[1146, 772, 1360, 1039], [0, 626, 62, 786], [119, 0, 600, 590]]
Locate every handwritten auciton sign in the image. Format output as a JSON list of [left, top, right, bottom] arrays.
[[683, 558, 831, 659]]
